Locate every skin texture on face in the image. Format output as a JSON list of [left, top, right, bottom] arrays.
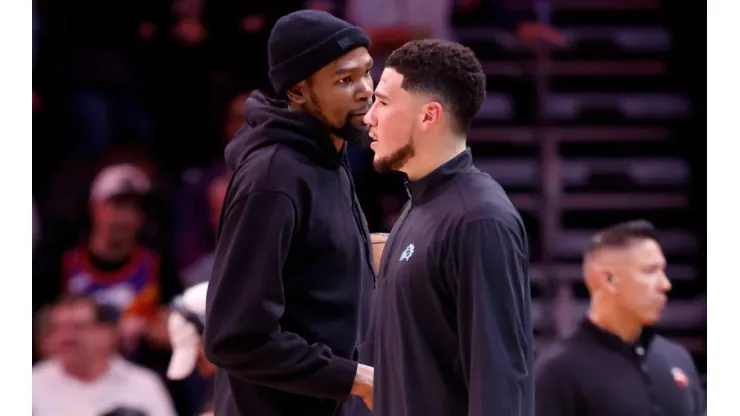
[[364, 67, 446, 175], [288, 47, 374, 140], [587, 238, 672, 327]]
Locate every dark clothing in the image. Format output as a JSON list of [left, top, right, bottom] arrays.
[[372, 149, 534, 416], [203, 92, 376, 416], [535, 319, 706, 416]]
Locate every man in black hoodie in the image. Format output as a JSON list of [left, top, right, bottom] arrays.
[[203, 10, 377, 416]]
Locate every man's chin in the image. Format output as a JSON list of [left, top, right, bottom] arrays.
[[373, 155, 397, 173], [334, 122, 370, 144]]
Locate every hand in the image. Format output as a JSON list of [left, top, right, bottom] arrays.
[[516, 21, 567, 52], [351, 363, 374, 411], [371, 233, 388, 273]]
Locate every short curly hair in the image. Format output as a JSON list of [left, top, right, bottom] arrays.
[[385, 39, 486, 134]]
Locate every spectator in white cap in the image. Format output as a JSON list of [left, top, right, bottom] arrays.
[[33, 163, 183, 360], [167, 282, 216, 416]]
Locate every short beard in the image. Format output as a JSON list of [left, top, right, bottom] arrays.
[[373, 140, 415, 173], [309, 89, 370, 144]]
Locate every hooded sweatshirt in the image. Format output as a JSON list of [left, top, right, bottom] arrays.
[[203, 92, 376, 416]]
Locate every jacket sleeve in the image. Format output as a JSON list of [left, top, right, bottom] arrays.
[[203, 190, 358, 400], [448, 217, 533, 416]]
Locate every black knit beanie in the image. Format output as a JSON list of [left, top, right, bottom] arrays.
[[268, 10, 371, 96]]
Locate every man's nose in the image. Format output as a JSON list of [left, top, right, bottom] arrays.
[[364, 103, 377, 126], [357, 77, 374, 101], [659, 272, 672, 293]]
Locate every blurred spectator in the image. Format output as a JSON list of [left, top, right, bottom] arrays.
[[174, 90, 248, 274], [32, 295, 177, 416], [33, 163, 182, 355], [534, 221, 705, 416]]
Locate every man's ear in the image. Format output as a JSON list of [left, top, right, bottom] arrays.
[[419, 101, 443, 132], [286, 81, 308, 105]]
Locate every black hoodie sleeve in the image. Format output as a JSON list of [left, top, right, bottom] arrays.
[[450, 218, 531, 416], [203, 190, 359, 400]]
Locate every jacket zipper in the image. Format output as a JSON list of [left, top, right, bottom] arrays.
[[340, 159, 377, 288], [378, 181, 414, 279]]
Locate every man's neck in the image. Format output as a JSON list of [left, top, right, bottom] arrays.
[[88, 232, 133, 262], [404, 137, 466, 182], [588, 304, 642, 343], [62, 357, 111, 383], [330, 135, 344, 152]]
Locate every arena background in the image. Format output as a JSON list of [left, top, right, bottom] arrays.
[[31, 0, 706, 414]]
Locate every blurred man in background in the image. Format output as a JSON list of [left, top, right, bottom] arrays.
[[534, 220, 705, 416], [33, 295, 177, 416], [203, 10, 377, 416]]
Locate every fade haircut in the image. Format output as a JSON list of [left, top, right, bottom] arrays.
[[385, 39, 486, 134], [586, 220, 660, 256]]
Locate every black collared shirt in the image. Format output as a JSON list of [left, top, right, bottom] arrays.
[[372, 148, 534, 416], [535, 319, 705, 416]]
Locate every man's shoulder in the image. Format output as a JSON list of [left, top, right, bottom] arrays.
[[535, 335, 602, 380], [451, 170, 522, 225], [651, 335, 696, 364], [536, 339, 579, 369], [231, 144, 316, 198]]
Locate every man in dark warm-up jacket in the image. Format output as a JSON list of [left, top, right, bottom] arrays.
[[365, 39, 534, 416], [203, 10, 377, 416]]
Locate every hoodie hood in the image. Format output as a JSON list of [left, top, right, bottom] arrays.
[[224, 91, 344, 171]]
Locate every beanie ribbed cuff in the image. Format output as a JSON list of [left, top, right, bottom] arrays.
[[268, 26, 370, 96]]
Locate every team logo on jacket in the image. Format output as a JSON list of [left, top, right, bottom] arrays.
[[671, 367, 689, 388], [399, 244, 415, 261]]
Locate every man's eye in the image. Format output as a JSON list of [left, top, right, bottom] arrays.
[[338, 77, 352, 84]]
